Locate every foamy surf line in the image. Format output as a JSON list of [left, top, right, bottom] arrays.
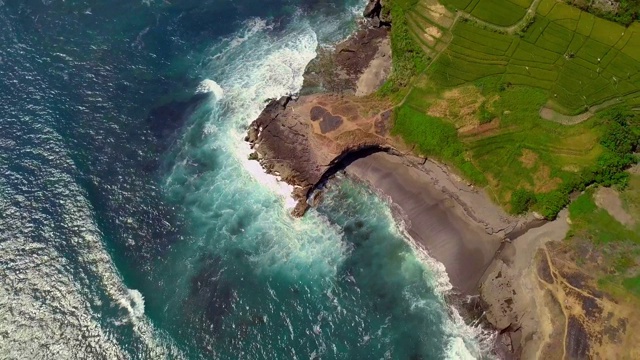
[[198, 5, 372, 211], [201, 17, 317, 210], [338, 174, 492, 359], [196, 79, 224, 100], [196, 6, 492, 359], [237, 140, 298, 209], [383, 191, 495, 360]]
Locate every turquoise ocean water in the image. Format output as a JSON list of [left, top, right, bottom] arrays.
[[0, 0, 489, 358]]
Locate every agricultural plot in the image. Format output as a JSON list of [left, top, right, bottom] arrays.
[[392, 0, 640, 208], [469, 0, 528, 27], [423, 0, 640, 115], [619, 23, 640, 61], [403, 0, 458, 62], [576, 11, 595, 36], [441, 0, 472, 10], [403, 82, 602, 205], [535, 0, 555, 16], [505, 0, 533, 8], [416, 0, 457, 28]]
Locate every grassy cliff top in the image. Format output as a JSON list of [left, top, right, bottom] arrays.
[[384, 0, 640, 218]]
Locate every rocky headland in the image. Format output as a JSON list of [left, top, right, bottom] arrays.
[[243, 1, 626, 358], [246, 12, 394, 217]]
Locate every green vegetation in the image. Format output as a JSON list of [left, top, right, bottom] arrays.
[[510, 188, 537, 214], [573, 0, 640, 26], [379, 0, 429, 98], [469, 0, 529, 27], [621, 173, 640, 221], [400, 77, 612, 217], [623, 275, 640, 296], [391, 105, 487, 183], [536, 190, 572, 219], [567, 187, 640, 296], [378, 0, 640, 304], [383, 0, 640, 218], [426, 8, 640, 115], [566, 190, 638, 246], [529, 107, 639, 218], [600, 106, 640, 155]]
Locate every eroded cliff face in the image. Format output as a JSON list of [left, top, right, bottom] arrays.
[[480, 211, 640, 359], [301, 25, 390, 96], [246, 94, 396, 216], [532, 242, 640, 360]]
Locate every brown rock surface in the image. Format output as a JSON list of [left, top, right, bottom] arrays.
[[247, 94, 395, 216], [247, 20, 394, 216], [480, 210, 571, 359], [301, 26, 390, 95], [480, 210, 640, 359]]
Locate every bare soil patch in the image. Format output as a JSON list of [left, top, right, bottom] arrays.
[[519, 149, 538, 169], [595, 187, 636, 227], [428, 86, 488, 131], [534, 165, 563, 192], [425, 26, 442, 39]]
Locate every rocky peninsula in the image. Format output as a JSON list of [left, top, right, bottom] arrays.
[[244, 1, 615, 358]]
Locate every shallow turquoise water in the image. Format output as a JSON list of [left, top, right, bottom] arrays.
[[0, 0, 487, 358]]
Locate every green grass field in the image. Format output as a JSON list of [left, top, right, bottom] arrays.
[[385, 0, 640, 213], [399, 80, 604, 208], [469, 0, 528, 26], [420, 2, 640, 115]]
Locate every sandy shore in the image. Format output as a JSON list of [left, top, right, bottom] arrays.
[[344, 152, 530, 294], [342, 151, 582, 357]]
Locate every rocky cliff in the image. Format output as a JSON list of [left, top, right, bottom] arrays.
[[246, 20, 395, 216], [246, 94, 396, 216]]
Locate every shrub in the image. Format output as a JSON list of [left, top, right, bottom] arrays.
[[510, 188, 537, 214], [593, 152, 634, 187], [535, 190, 570, 219], [599, 106, 640, 157], [478, 102, 495, 124], [588, 0, 640, 26], [601, 121, 637, 155]]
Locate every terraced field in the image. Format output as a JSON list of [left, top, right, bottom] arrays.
[[390, 0, 640, 209], [428, 0, 640, 114], [442, 0, 534, 26], [404, 0, 457, 59]]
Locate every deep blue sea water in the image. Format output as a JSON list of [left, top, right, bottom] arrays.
[[0, 0, 488, 358]]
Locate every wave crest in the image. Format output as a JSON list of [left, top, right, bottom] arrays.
[[196, 79, 224, 100]]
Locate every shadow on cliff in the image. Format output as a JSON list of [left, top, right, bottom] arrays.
[[312, 145, 401, 195]]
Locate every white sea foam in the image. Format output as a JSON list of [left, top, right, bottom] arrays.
[[0, 125, 183, 359], [117, 288, 146, 321], [445, 309, 497, 360], [228, 18, 272, 50], [186, 5, 492, 357], [384, 198, 494, 359], [446, 337, 478, 360], [201, 17, 318, 209], [237, 143, 298, 209], [196, 79, 224, 100]]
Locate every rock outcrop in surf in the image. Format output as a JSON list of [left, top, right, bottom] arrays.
[[246, 21, 394, 216]]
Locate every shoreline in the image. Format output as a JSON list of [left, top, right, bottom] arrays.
[[342, 152, 515, 294], [340, 152, 571, 358], [245, 3, 561, 358], [244, 0, 640, 357]]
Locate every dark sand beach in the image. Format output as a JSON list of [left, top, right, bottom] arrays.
[[344, 152, 509, 294]]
